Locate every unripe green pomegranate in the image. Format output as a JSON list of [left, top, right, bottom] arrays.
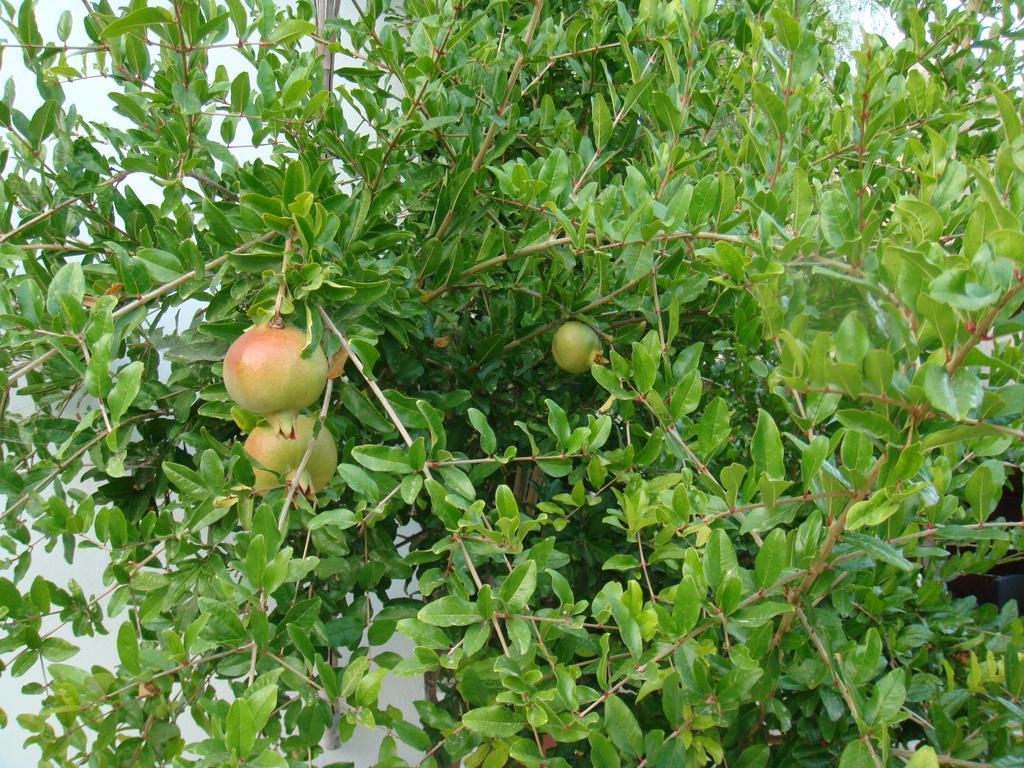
[[244, 415, 337, 493], [223, 323, 328, 436], [551, 320, 602, 374]]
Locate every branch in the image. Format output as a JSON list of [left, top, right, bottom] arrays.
[[768, 455, 886, 650], [186, 171, 240, 202], [317, 308, 432, 480], [0, 541, 168, 671], [277, 377, 334, 533], [498, 261, 660, 354], [431, 0, 544, 241], [795, 605, 881, 768], [6, 233, 275, 385], [420, 230, 754, 304], [946, 278, 1024, 374], [0, 171, 129, 244], [2, 410, 166, 523]]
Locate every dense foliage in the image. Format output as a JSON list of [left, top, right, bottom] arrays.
[[1, 0, 1023, 766]]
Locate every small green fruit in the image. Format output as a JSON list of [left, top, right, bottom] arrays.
[[223, 323, 328, 436], [551, 321, 602, 374], [244, 415, 338, 493]]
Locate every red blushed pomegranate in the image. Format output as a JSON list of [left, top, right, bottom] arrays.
[[244, 415, 338, 494], [223, 323, 328, 436]]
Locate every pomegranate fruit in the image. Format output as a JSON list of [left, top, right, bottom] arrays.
[[551, 320, 602, 373], [244, 414, 337, 493], [223, 323, 328, 436]]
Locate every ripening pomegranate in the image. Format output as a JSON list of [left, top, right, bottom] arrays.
[[223, 323, 328, 436], [551, 320, 602, 374], [244, 414, 338, 493]]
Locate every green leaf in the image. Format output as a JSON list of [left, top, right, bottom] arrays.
[[498, 560, 536, 611], [18, 0, 42, 47], [965, 464, 997, 519], [45, 262, 85, 320], [769, 6, 801, 50], [835, 312, 869, 365], [545, 398, 571, 445], [462, 705, 525, 737], [40, 637, 78, 661], [697, 397, 730, 456], [631, 341, 658, 393], [689, 175, 720, 226], [672, 576, 702, 633], [835, 409, 900, 445], [246, 683, 277, 733], [589, 731, 621, 768], [820, 189, 854, 247], [905, 746, 940, 768], [846, 497, 897, 531], [417, 596, 480, 627], [923, 364, 959, 417], [671, 369, 702, 417], [838, 741, 873, 768], [752, 82, 788, 134], [57, 9, 72, 41], [340, 655, 369, 698], [619, 72, 656, 119], [245, 534, 267, 587], [227, 0, 248, 38], [730, 601, 793, 626], [895, 200, 943, 243], [108, 361, 144, 423], [867, 668, 906, 726], [100, 7, 174, 39], [351, 444, 416, 474], [845, 533, 915, 572], [751, 409, 784, 479], [605, 695, 643, 757], [308, 508, 358, 531], [495, 484, 519, 520], [754, 528, 787, 588], [706, 529, 740, 590], [268, 18, 316, 44], [226, 698, 257, 757], [800, 434, 830, 486], [163, 462, 209, 500], [467, 408, 497, 454], [608, 593, 643, 660], [28, 100, 59, 150], [991, 85, 1021, 143], [987, 229, 1024, 264], [117, 621, 140, 674], [593, 93, 612, 148]]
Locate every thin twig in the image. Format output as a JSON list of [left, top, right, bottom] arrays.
[[317, 308, 433, 480], [278, 378, 335, 534], [272, 236, 293, 326], [6, 233, 275, 385], [0, 171, 129, 244], [431, 0, 544, 241], [420, 229, 757, 304], [795, 605, 882, 768]]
